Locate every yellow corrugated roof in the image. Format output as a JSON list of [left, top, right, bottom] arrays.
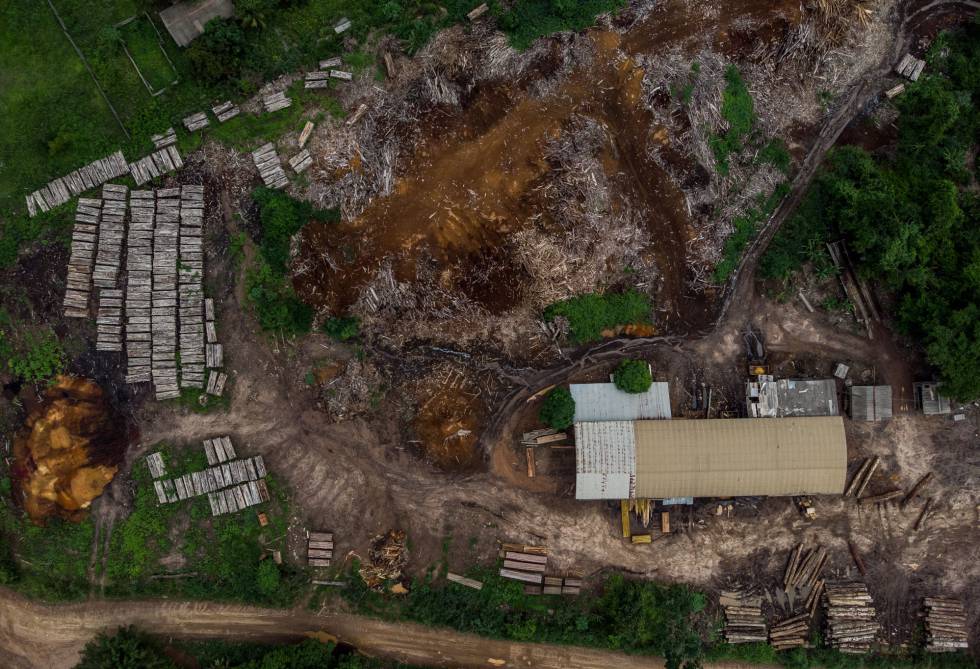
[[633, 417, 846, 498]]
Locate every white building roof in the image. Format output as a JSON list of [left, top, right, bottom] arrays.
[[569, 382, 671, 422], [574, 421, 635, 499]]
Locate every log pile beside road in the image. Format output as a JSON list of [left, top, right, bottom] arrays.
[[823, 582, 878, 654], [923, 597, 968, 652], [720, 589, 767, 644]]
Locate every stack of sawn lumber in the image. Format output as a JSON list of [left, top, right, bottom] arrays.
[[26, 150, 128, 217], [534, 575, 581, 596], [308, 531, 333, 567], [823, 582, 879, 653], [252, 143, 288, 189], [63, 197, 102, 317], [128, 145, 183, 187], [499, 543, 548, 586], [895, 54, 926, 81], [125, 190, 155, 382], [178, 185, 206, 388], [923, 597, 968, 652], [94, 184, 127, 351], [263, 91, 291, 112], [212, 101, 240, 123], [720, 589, 768, 643], [152, 188, 180, 399]]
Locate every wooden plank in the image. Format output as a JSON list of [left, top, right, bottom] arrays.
[[661, 511, 670, 534], [499, 568, 542, 584], [525, 447, 535, 478], [446, 572, 483, 590], [504, 551, 547, 564], [621, 499, 630, 538], [503, 559, 545, 573]]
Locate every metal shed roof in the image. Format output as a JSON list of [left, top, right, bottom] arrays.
[[746, 379, 839, 418], [574, 421, 635, 499], [849, 385, 892, 421], [160, 0, 235, 47], [916, 383, 951, 415], [570, 382, 671, 422]]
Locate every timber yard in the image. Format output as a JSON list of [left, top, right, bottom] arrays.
[[0, 1, 978, 668]]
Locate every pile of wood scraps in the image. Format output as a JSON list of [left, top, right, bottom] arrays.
[[359, 530, 407, 588], [823, 582, 879, 653], [922, 597, 968, 652], [307, 531, 334, 568], [720, 589, 768, 644]]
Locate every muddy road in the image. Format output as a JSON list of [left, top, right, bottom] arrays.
[[0, 588, 778, 669]]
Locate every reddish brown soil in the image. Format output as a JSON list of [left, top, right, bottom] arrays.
[[411, 376, 487, 473]]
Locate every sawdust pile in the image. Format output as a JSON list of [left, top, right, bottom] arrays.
[[358, 529, 408, 590], [11, 376, 128, 523], [410, 365, 487, 472]]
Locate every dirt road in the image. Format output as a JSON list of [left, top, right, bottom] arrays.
[[0, 587, 779, 669]]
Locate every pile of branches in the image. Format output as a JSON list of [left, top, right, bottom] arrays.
[[359, 529, 408, 589], [318, 358, 383, 422]]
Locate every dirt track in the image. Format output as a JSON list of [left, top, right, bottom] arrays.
[[0, 588, 779, 669]]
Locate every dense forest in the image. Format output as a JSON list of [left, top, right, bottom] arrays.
[[763, 19, 980, 400]]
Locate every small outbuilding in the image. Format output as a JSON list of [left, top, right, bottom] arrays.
[[849, 385, 892, 422], [746, 378, 839, 418], [160, 0, 235, 47], [569, 382, 671, 422], [915, 383, 951, 415]]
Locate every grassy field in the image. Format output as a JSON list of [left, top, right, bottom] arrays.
[[120, 15, 178, 93]]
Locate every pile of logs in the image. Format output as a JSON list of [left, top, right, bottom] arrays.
[[151, 128, 177, 149], [923, 597, 968, 652], [307, 531, 333, 567], [263, 91, 291, 113], [63, 197, 101, 317], [26, 150, 128, 217], [499, 543, 548, 586], [770, 613, 812, 651], [125, 190, 154, 382], [252, 143, 288, 189], [211, 100, 240, 123], [845, 456, 880, 498], [183, 111, 210, 132], [720, 589, 768, 644], [823, 582, 879, 653], [896, 54, 926, 81], [783, 543, 828, 606]]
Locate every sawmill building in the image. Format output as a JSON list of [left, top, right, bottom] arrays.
[[575, 416, 847, 500]]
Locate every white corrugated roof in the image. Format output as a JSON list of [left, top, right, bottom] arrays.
[[574, 421, 635, 499], [570, 382, 671, 422]]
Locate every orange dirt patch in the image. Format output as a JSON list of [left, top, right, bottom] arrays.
[[411, 371, 487, 473]]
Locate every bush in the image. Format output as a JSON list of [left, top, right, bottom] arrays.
[[323, 316, 359, 342], [613, 359, 652, 393], [710, 65, 756, 174], [245, 261, 313, 335], [543, 289, 651, 343], [186, 18, 247, 84], [496, 0, 625, 50], [75, 626, 176, 669], [251, 187, 332, 275], [539, 387, 575, 429], [0, 312, 65, 384]]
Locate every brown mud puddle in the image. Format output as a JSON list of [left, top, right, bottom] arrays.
[[410, 370, 487, 472]]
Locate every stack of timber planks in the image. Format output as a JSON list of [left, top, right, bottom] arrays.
[[304, 71, 330, 89], [63, 197, 102, 317], [334, 17, 351, 33], [319, 57, 342, 69], [252, 143, 288, 189], [178, 185, 206, 389], [207, 477, 268, 516], [537, 575, 581, 596], [151, 128, 177, 149], [26, 151, 128, 217], [307, 531, 334, 567], [720, 590, 768, 644], [204, 298, 227, 396], [330, 69, 352, 81], [923, 597, 968, 652], [263, 91, 292, 113], [146, 452, 166, 478], [125, 190, 155, 383], [211, 100, 240, 123], [203, 436, 236, 466], [895, 54, 926, 81], [154, 452, 267, 505], [183, 111, 210, 132], [128, 145, 183, 186], [823, 582, 879, 653], [94, 184, 127, 351], [499, 543, 548, 586], [152, 188, 180, 399], [288, 149, 312, 173]]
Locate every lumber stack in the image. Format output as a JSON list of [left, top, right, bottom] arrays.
[[844, 456, 880, 497], [307, 531, 334, 567], [146, 452, 166, 478], [183, 111, 210, 132], [94, 184, 127, 351], [770, 613, 812, 651], [178, 185, 206, 388], [823, 582, 878, 653], [305, 71, 330, 89], [319, 57, 342, 69], [152, 188, 180, 399], [499, 544, 548, 585], [535, 575, 582, 596], [263, 91, 292, 113], [207, 478, 269, 516], [203, 436, 237, 466], [720, 590, 768, 644], [895, 54, 926, 81], [26, 150, 128, 217], [63, 197, 101, 317], [252, 143, 288, 189], [288, 149, 312, 173], [203, 295, 227, 396], [923, 597, 968, 652], [334, 17, 351, 33], [211, 100, 240, 123], [125, 190, 155, 383], [446, 572, 483, 590], [151, 128, 177, 149], [330, 69, 353, 81], [128, 145, 183, 186]]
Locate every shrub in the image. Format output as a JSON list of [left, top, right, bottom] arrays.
[[613, 359, 652, 393], [75, 626, 176, 669], [539, 387, 575, 429], [245, 261, 313, 334], [186, 18, 247, 84], [323, 316, 359, 342], [543, 289, 651, 343], [710, 65, 756, 174], [0, 315, 65, 384], [251, 187, 330, 275]]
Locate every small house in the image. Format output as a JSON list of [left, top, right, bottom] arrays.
[[915, 383, 951, 415], [746, 378, 839, 418]]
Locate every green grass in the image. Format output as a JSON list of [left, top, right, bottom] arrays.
[[120, 16, 177, 92], [543, 289, 652, 343], [710, 65, 757, 175], [712, 182, 789, 284]]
